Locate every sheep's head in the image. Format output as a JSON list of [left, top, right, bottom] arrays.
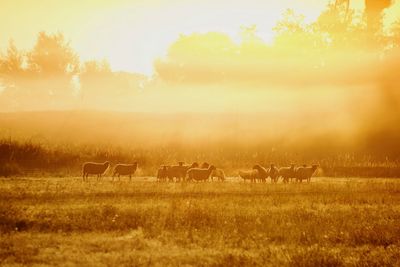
[[191, 162, 199, 168], [209, 165, 216, 171], [252, 164, 261, 170], [290, 163, 295, 168], [201, 162, 210, 168], [178, 161, 184, 166], [104, 161, 110, 167], [312, 164, 319, 170]]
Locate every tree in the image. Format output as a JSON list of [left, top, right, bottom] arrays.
[[80, 59, 113, 101], [364, 0, 392, 33], [0, 40, 25, 79], [155, 32, 236, 83], [0, 40, 27, 111], [389, 20, 400, 48], [27, 32, 79, 77], [273, 9, 327, 69], [0, 32, 81, 110]]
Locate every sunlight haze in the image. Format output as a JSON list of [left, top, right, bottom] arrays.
[[3, 0, 398, 74]]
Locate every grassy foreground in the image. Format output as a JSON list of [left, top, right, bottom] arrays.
[[1, 177, 400, 266]]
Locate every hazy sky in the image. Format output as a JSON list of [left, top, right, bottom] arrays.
[[1, 0, 399, 75]]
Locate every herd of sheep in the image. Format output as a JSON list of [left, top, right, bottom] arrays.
[[82, 161, 319, 183]]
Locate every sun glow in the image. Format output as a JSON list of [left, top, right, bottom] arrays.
[[0, 0, 336, 75]]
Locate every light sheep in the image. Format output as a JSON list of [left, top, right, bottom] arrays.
[[211, 168, 226, 181], [112, 162, 138, 181], [82, 161, 110, 182], [295, 164, 319, 183], [187, 165, 216, 182], [201, 162, 225, 181], [278, 164, 296, 183]]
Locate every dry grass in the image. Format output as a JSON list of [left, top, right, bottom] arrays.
[[1, 177, 400, 266]]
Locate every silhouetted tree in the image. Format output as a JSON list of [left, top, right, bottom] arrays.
[[79, 59, 145, 109], [27, 32, 79, 77], [0, 40, 25, 79], [0, 32, 80, 110], [273, 9, 327, 68], [0, 40, 27, 110], [389, 20, 400, 48], [155, 32, 236, 83], [364, 0, 392, 33], [79, 59, 113, 103]]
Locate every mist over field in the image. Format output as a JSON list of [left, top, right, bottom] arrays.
[[1, 1, 400, 266], [1, 2, 399, 165]]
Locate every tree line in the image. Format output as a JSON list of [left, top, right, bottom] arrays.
[[0, 32, 146, 111], [0, 1, 399, 111]]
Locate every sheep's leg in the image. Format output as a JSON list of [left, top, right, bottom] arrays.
[[129, 175, 132, 182]]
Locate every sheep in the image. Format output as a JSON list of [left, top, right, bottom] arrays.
[[167, 162, 199, 182], [82, 161, 110, 182], [211, 168, 226, 182], [112, 162, 138, 181], [156, 165, 169, 182], [295, 164, 319, 183], [278, 164, 296, 183], [201, 162, 225, 181], [238, 169, 258, 183], [268, 164, 280, 183], [252, 164, 269, 183], [187, 165, 216, 182], [201, 162, 210, 168]]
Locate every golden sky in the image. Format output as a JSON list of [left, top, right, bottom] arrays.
[[1, 0, 399, 75]]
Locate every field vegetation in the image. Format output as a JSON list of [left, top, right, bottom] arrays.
[[1, 177, 400, 266]]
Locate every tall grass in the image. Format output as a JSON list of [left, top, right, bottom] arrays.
[[1, 178, 400, 266]]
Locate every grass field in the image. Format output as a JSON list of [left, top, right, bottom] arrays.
[[1, 177, 400, 266]]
